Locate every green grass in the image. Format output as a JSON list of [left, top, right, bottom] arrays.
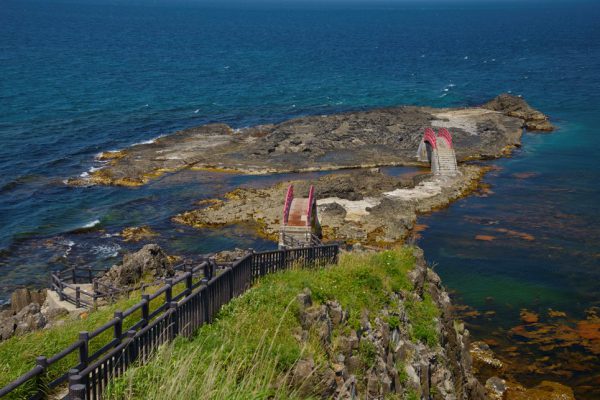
[[406, 291, 440, 347], [0, 247, 441, 399], [0, 280, 185, 399], [104, 247, 440, 399]]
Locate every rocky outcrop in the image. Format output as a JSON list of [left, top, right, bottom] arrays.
[[213, 248, 250, 263], [97, 244, 174, 287], [0, 288, 68, 341], [482, 93, 555, 131], [174, 166, 487, 245], [9, 287, 46, 313], [288, 249, 485, 399], [69, 95, 552, 186]]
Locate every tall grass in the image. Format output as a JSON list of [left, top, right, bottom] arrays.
[[105, 247, 434, 399]]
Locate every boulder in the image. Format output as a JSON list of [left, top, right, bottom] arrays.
[[1, 303, 48, 340], [98, 244, 173, 288], [213, 248, 250, 263], [10, 288, 46, 313]]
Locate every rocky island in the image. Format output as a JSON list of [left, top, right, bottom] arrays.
[[71, 94, 553, 187]]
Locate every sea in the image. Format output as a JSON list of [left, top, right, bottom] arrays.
[[1, 0, 599, 396]]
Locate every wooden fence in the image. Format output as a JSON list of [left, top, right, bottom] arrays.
[[0, 244, 339, 400]]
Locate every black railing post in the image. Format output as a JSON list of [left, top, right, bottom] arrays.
[[72, 269, 77, 284], [165, 280, 173, 304], [185, 272, 193, 295], [68, 371, 85, 400], [228, 268, 234, 299], [127, 330, 137, 364], [92, 280, 98, 309], [35, 356, 48, 398], [78, 332, 89, 368], [169, 302, 179, 339], [141, 294, 150, 327], [114, 311, 123, 340], [75, 287, 81, 308], [203, 289, 209, 323]]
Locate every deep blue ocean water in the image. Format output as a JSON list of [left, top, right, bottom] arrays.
[[1, 0, 599, 395]]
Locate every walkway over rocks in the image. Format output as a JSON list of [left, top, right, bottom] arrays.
[[279, 185, 323, 249]]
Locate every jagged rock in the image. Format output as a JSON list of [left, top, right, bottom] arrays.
[[213, 247, 249, 263], [470, 341, 504, 370], [0, 310, 16, 340], [326, 300, 344, 326], [13, 303, 47, 336], [296, 288, 312, 310], [482, 93, 555, 131], [300, 304, 332, 345], [366, 370, 381, 397], [98, 244, 173, 287], [10, 288, 46, 313]]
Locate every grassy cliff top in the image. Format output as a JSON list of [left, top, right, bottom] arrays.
[[104, 247, 438, 399]]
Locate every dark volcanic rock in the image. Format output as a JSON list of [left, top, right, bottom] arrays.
[[71, 95, 551, 186], [98, 244, 174, 287], [482, 93, 555, 131]]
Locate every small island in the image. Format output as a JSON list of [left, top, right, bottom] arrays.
[[70, 94, 553, 187]]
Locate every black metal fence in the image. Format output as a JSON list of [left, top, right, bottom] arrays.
[[0, 244, 339, 400]]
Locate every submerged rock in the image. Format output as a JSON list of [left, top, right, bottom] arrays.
[[506, 380, 575, 400], [119, 225, 158, 242]]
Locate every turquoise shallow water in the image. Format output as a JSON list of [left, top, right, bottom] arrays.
[[1, 0, 599, 395]]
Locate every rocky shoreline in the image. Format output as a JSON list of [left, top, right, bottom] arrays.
[[69, 94, 553, 187], [174, 165, 488, 246]]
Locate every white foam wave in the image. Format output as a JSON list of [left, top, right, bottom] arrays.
[[132, 134, 165, 146], [90, 244, 121, 258], [81, 219, 100, 229]]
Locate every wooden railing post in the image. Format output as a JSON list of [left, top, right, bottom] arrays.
[[78, 332, 89, 368], [35, 356, 48, 398], [114, 311, 123, 340]]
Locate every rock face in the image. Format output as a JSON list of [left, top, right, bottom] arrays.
[[10, 288, 46, 313], [482, 93, 555, 131], [69, 95, 552, 186], [0, 290, 66, 341], [98, 244, 174, 287], [288, 249, 486, 399], [174, 166, 486, 245]]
